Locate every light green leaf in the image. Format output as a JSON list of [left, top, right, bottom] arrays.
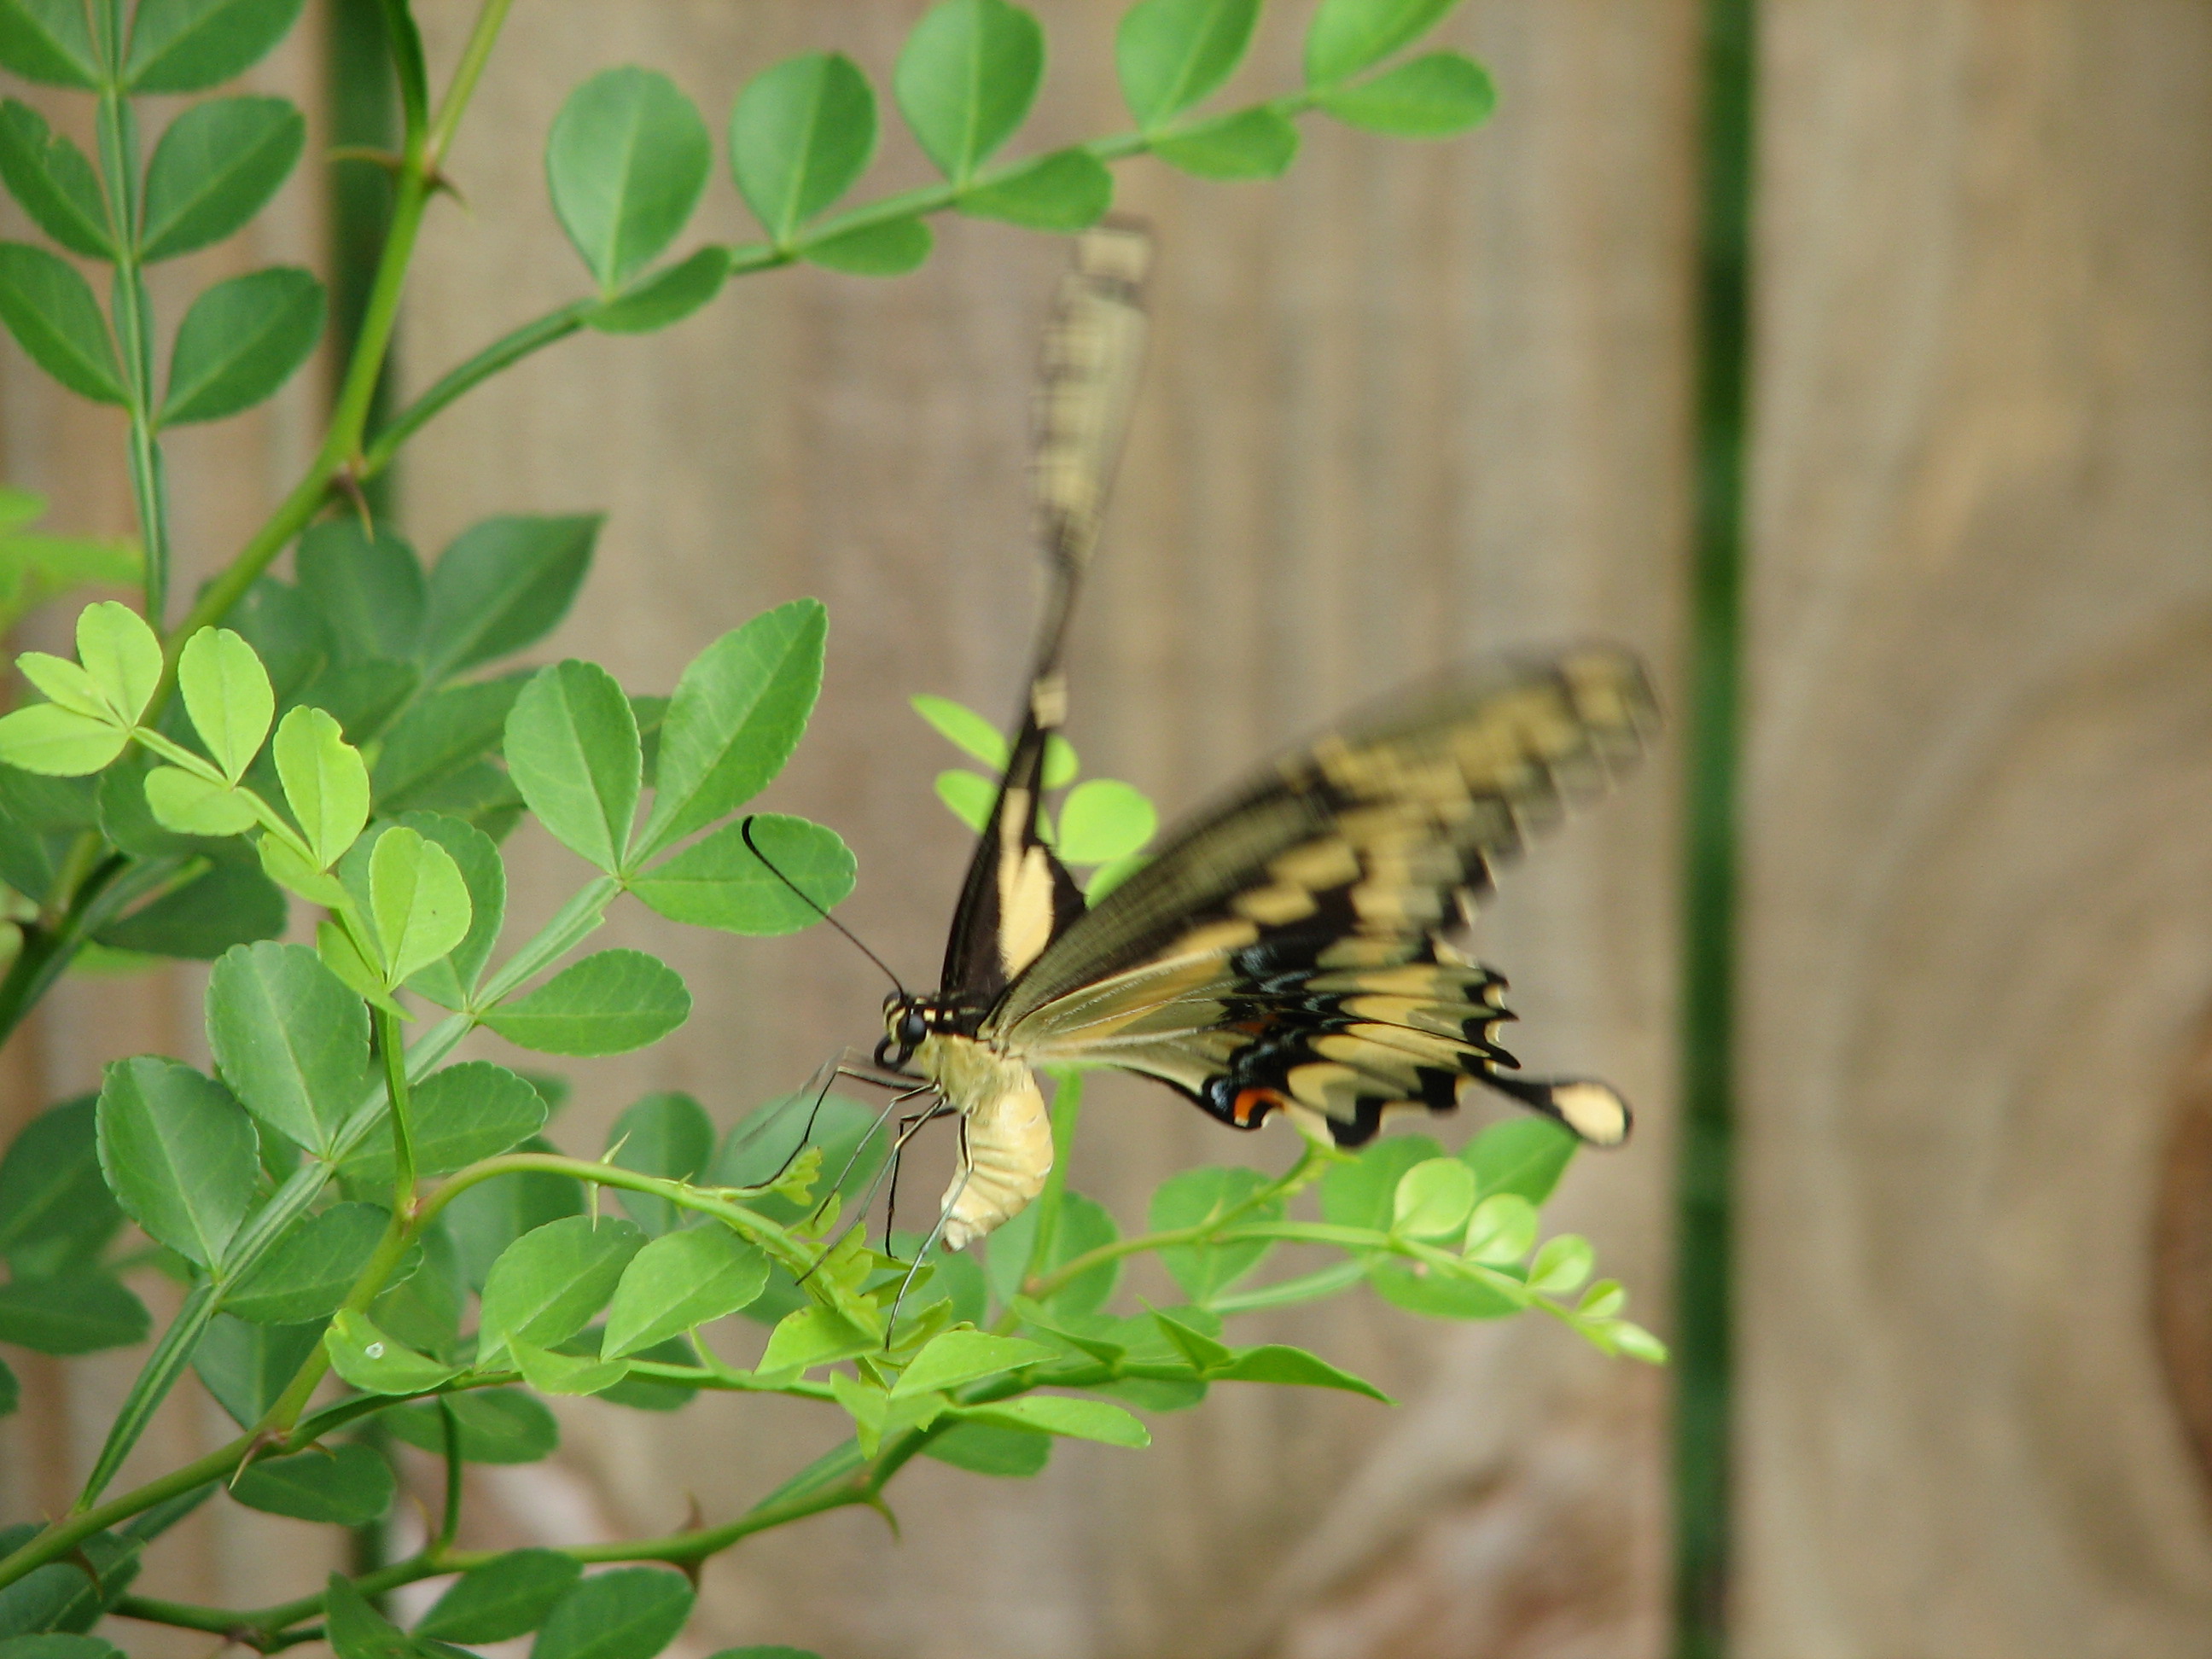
[[0, 1271, 148, 1354], [1464, 1114, 1576, 1204], [958, 1394, 1149, 1447], [1578, 1278, 1626, 1321], [587, 243, 731, 334], [95, 1056, 256, 1266], [891, 1329, 1049, 1397], [547, 67, 713, 293], [315, 917, 400, 1016], [338, 1060, 546, 1190], [206, 940, 368, 1154], [381, 1387, 559, 1463], [922, 1419, 1051, 1478], [1527, 1233, 1593, 1295], [895, 0, 1044, 181], [1151, 1165, 1279, 1302], [604, 1091, 713, 1235], [1304, 0, 1461, 85], [1054, 778, 1156, 864], [505, 660, 640, 873], [125, 0, 308, 92], [1321, 1133, 1441, 1229], [390, 810, 504, 1005], [756, 1304, 876, 1375], [480, 950, 690, 1057], [0, 100, 112, 257], [1392, 1155, 1476, 1237], [143, 766, 259, 837], [801, 216, 930, 277], [986, 1188, 1117, 1316], [934, 769, 994, 833], [632, 813, 853, 935], [418, 515, 600, 686], [367, 824, 471, 986], [1083, 851, 1146, 901], [509, 1339, 629, 1397], [1318, 49, 1494, 137], [0, 0, 97, 87], [16, 649, 107, 718], [1211, 1343, 1392, 1400], [273, 703, 370, 867], [323, 1307, 457, 1394], [222, 1201, 384, 1323], [1150, 106, 1299, 179], [910, 693, 1008, 769], [230, 1441, 393, 1525], [258, 834, 347, 909], [1116, 0, 1262, 125], [77, 599, 161, 725], [729, 52, 876, 242], [416, 1550, 581, 1644], [1604, 1319, 1668, 1365], [637, 598, 825, 855], [0, 241, 123, 402], [1149, 1304, 1233, 1370], [531, 1568, 694, 1659], [0, 704, 127, 774], [957, 147, 1112, 230], [475, 1214, 644, 1366], [140, 95, 306, 262], [602, 1227, 768, 1358], [177, 626, 273, 781], [1463, 1191, 1538, 1264], [1041, 733, 1079, 789], [160, 266, 324, 426]]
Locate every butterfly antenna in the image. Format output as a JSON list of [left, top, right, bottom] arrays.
[[739, 815, 907, 997]]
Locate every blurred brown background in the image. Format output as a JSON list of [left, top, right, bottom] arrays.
[[9, 1, 2212, 1655]]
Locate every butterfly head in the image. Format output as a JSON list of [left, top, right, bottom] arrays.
[[877, 992, 981, 1069]]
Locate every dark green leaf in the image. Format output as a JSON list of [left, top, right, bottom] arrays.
[[921, 1419, 1051, 1477], [125, 0, 309, 92], [391, 812, 504, 1007], [1463, 1115, 1575, 1204], [0, 242, 122, 403], [439, 1146, 583, 1290], [0, 102, 110, 257], [637, 598, 825, 855], [419, 515, 600, 685], [416, 1550, 580, 1644], [206, 940, 368, 1155], [957, 148, 1112, 230], [296, 519, 426, 664], [587, 243, 729, 335], [96, 1056, 257, 1266], [987, 1189, 1117, 1316], [229, 1440, 393, 1524], [0, 765, 96, 833], [728, 52, 876, 242], [94, 861, 287, 959], [1116, 0, 1261, 125], [481, 950, 690, 1057], [0, 1272, 148, 1354], [0, 0, 95, 86], [506, 660, 640, 873], [0, 815, 53, 901], [222, 1201, 385, 1324], [0, 1357, 15, 1417], [224, 573, 330, 702], [293, 659, 418, 744], [0, 1097, 121, 1273], [1213, 1342, 1391, 1399], [602, 1225, 765, 1356], [323, 1572, 410, 1659], [1151, 1165, 1280, 1302], [1318, 49, 1494, 136], [0, 1531, 138, 1638], [341, 1061, 546, 1193], [160, 266, 324, 426], [533, 1568, 693, 1659], [372, 674, 525, 809], [548, 67, 712, 293], [894, 0, 1043, 181], [140, 96, 305, 262], [707, 1651, 821, 1659], [191, 1314, 319, 1427], [1304, 0, 1460, 85], [476, 1214, 645, 1365], [801, 217, 929, 277], [382, 1388, 557, 1464], [370, 1222, 463, 1359], [1320, 1132, 1442, 1229], [606, 1091, 713, 1234], [1150, 106, 1298, 179], [632, 813, 853, 935]]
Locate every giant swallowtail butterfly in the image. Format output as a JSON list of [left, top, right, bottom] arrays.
[[874, 225, 1656, 1253]]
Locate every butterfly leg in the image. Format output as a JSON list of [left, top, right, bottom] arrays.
[[795, 1084, 936, 1284], [880, 1102, 961, 1260], [883, 1118, 975, 1346]]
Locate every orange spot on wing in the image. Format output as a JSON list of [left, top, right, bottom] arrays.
[[1232, 1087, 1287, 1126]]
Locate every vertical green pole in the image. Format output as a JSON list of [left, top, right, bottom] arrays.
[[1675, 1, 1755, 1656]]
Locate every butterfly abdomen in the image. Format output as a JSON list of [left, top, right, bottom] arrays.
[[918, 1034, 1054, 1252]]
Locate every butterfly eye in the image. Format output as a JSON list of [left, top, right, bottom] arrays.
[[899, 1010, 929, 1047]]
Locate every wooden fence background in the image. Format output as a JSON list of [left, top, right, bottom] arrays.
[[7, 2, 2212, 1655]]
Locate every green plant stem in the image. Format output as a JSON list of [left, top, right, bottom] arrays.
[[376, 1004, 416, 1203], [0, 852, 168, 1046]]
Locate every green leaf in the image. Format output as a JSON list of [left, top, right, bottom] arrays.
[[15, 649, 105, 719], [96, 1056, 256, 1267], [1463, 1191, 1538, 1264], [0, 101, 111, 258], [588, 243, 731, 334], [440, 1150, 583, 1291], [0, 706, 125, 775], [1150, 106, 1299, 179], [1318, 49, 1494, 137], [77, 600, 160, 725], [506, 661, 640, 873], [178, 626, 274, 781], [191, 1314, 318, 1427], [296, 520, 425, 664], [637, 599, 825, 854], [323, 1572, 410, 1659], [94, 861, 286, 958], [1083, 852, 1145, 902], [1578, 1278, 1625, 1321], [418, 515, 600, 685], [0, 1272, 148, 1354], [1603, 1319, 1667, 1365], [160, 266, 323, 426], [986, 1188, 1117, 1316], [0, 1359, 15, 1416], [910, 693, 1008, 769], [892, 1328, 1049, 1396], [509, 1339, 629, 1396], [367, 823, 471, 985], [0, 242, 122, 402], [480, 950, 690, 1057], [372, 674, 522, 808], [756, 1304, 876, 1375], [547, 67, 712, 293], [222, 1201, 384, 1323], [1320, 1132, 1442, 1229], [1151, 1165, 1279, 1302], [206, 940, 368, 1154], [1212, 1343, 1392, 1400], [1464, 1114, 1576, 1204], [1392, 1155, 1476, 1237], [958, 1394, 1149, 1447], [143, 766, 258, 837], [323, 1307, 457, 1394], [0, 1098, 121, 1272], [370, 1224, 459, 1365], [801, 216, 930, 277], [476, 1215, 645, 1366], [341, 1061, 546, 1193], [0, 1639, 121, 1659], [921, 1419, 1051, 1477], [1527, 1233, 1592, 1295], [1304, 0, 1461, 85], [933, 769, 993, 834], [958, 147, 1112, 230], [1116, 0, 1261, 125], [0, 1532, 140, 1640], [605, 1091, 713, 1235], [381, 1387, 558, 1464], [416, 1550, 580, 1644], [895, 0, 1044, 181], [0, 0, 96, 87], [729, 51, 876, 242], [632, 813, 853, 935], [532, 1568, 693, 1659], [388, 812, 504, 1006], [140, 96, 305, 262], [1149, 1303, 1233, 1370], [602, 1226, 767, 1358], [1054, 778, 1156, 864], [126, 0, 307, 90], [230, 1441, 393, 1525], [273, 703, 370, 867]]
